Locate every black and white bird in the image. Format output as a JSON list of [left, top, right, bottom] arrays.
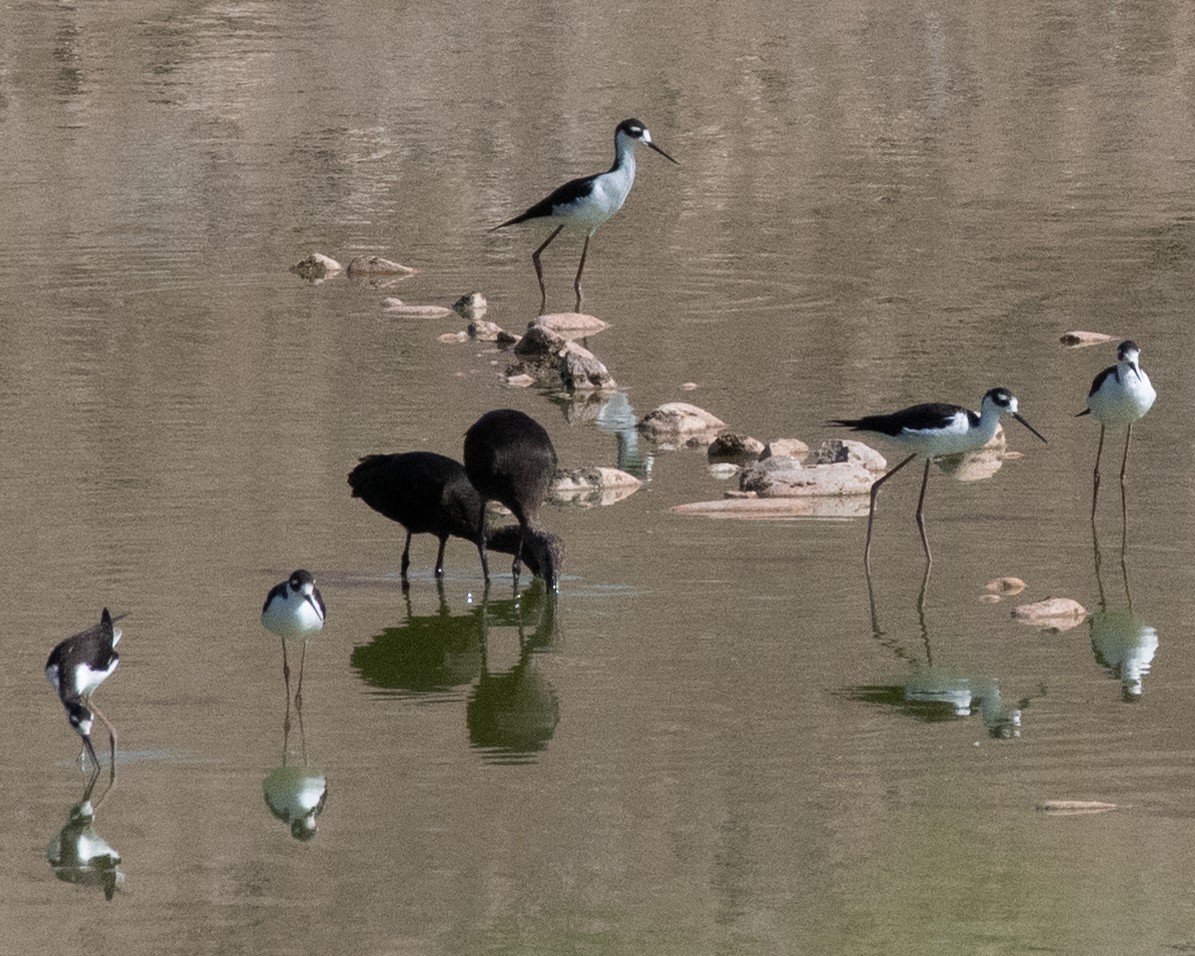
[[1077, 339, 1156, 518], [464, 409, 559, 589], [492, 118, 678, 313], [46, 608, 122, 768], [347, 450, 562, 588], [261, 570, 326, 705], [830, 387, 1047, 568]]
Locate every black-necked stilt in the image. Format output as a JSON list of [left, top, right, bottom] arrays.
[[348, 451, 562, 587], [46, 608, 122, 769], [830, 387, 1047, 568], [1076, 340, 1155, 519], [262, 570, 326, 705], [464, 409, 559, 589], [492, 118, 678, 313]]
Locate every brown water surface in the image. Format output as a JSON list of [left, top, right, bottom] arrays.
[[4, 1, 1195, 953]]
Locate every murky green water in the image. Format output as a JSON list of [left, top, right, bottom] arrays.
[[4, 0, 1195, 952]]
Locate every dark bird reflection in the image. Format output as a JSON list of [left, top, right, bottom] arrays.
[[263, 708, 327, 841], [1090, 524, 1158, 702], [350, 581, 483, 699], [46, 767, 123, 900], [466, 584, 560, 763], [351, 581, 561, 762], [842, 569, 1033, 738]]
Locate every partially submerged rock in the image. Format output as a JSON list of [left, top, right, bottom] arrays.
[[708, 432, 765, 463], [533, 312, 609, 339], [290, 253, 342, 280], [672, 496, 871, 519], [1011, 597, 1087, 631], [761, 438, 810, 461], [1036, 800, 1118, 815], [383, 298, 453, 318], [986, 577, 1027, 595], [347, 255, 416, 277], [1060, 330, 1117, 348], [550, 467, 642, 507], [469, 319, 519, 344], [637, 403, 727, 445], [452, 292, 488, 320], [739, 455, 875, 497], [807, 439, 887, 473], [504, 324, 616, 391]]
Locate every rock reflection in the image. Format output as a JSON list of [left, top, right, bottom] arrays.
[[842, 571, 1030, 738], [263, 710, 327, 842], [466, 584, 560, 763], [1090, 526, 1158, 701], [46, 768, 123, 900]]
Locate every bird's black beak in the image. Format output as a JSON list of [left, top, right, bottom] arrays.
[[1130, 362, 1142, 381], [646, 140, 679, 165], [1013, 412, 1048, 444], [82, 734, 100, 768]]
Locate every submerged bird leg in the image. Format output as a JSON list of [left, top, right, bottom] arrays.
[[476, 502, 491, 582], [864, 453, 918, 571], [574, 233, 592, 311], [511, 525, 526, 586], [401, 530, 412, 583], [1091, 424, 1106, 520], [914, 458, 933, 567], [532, 225, 564, 314], [434, 533, 448, 579]]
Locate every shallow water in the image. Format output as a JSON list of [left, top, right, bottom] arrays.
[[5, 0, 1195, 952]]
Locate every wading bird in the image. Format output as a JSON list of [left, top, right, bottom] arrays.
[[830, 387, 1047, 568], [1077, 340, 1155, 519], [492, 118, 678, 313], [464, 409, 559, 589], [348, 450, 561, 588], [46, 608, 122, 770]]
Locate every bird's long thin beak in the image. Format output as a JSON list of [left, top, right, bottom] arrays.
[[646, 140, 679, 164], [1130, 362, 1142, 381], [304, 593, 324, 620], [82, 734, 99, 768], [1013, 412, 1048, 443]]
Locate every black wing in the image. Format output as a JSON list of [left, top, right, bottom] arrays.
[[492, 173, 599, 229], [829, 402, 973, 437]]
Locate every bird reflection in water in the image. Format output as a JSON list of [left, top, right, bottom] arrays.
[[351, 580, 560, 762], [262, 705, 327, 841], [46, 763, 123, 900], [466, 583, 560, 763], [1090, 523, 1158, 702], [843, 569, 1034, 738]]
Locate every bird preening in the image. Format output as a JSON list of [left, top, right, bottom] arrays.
[[830, 387, 1048, 569], [492, 118, 678, 313]]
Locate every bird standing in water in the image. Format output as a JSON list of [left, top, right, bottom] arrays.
[[262, 570, 326, 707], [1077, 339, 1156, 519], [46, 608, 123, 771], [347, 450, 561, 588], [492, 118, 678, 313], [464, 409, 559, 590], [830, 387, 1047, 569]]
